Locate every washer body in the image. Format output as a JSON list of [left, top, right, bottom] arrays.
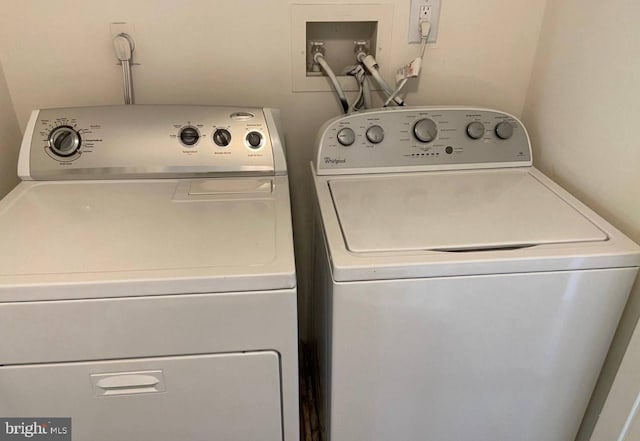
[[0, 105, 298, 441], [311, 107, 640, 441]]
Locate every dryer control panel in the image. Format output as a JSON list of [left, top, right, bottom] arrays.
[[19, 105, 288, 180], [314, 107, 532, 175]]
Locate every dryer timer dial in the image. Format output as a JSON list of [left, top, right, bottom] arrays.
[[48, 126, 81, 157]]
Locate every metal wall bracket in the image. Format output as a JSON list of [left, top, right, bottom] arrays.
[[113, 33, 135, 104]]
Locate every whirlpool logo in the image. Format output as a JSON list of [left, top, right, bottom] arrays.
[[323, 156, 347, 165], [0, 419, 71, 440]]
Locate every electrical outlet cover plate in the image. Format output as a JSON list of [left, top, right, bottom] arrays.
[[408, 0, 441, 43], [291, 4, 393, 92]]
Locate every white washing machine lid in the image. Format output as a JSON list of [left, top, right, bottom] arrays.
[[329, 169, 607, 253], [0, 177, 295, 301]]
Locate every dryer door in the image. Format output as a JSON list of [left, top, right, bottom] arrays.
[[0, 351, 283, 441]]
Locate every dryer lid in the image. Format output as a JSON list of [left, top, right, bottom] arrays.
[[0, 177, 295, 300], [329, 169, 607, 253]]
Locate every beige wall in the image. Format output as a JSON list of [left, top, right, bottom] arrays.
[[0, 0, 547, 336], [522, 0, 640, 439], [0, 62, 20, 198]]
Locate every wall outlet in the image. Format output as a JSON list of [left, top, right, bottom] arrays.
[[408, 0, 441, 44], [420, 5, 432, 22]]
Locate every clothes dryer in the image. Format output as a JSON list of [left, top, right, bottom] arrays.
[[0, 105, 298, 441]]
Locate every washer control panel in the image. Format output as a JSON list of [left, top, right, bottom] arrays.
[[23, 105, 286, 180], [315, 107, 531, 174]]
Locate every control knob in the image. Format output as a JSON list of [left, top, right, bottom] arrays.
[[246, 131, 263, 149], [366, 125, 384, 144], [337, 128, 356, 146], [466, 121, 485, 139], [495, 121, 514, 140], [48, 126, 81, 157], [413, 118, 438, 143], [179, 126, 200, 146], [213, 128, 232, 147]]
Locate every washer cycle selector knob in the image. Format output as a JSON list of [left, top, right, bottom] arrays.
[[495, 121, 514, 140], [466, 121, 485, 139], [48, 126, 81, 157], [213, 128, 231, 147], [246, 131, 263, 149], [366, 125, 384, 144], [413, 118, 438, 143], [337, 128, 356, 146], [179, 126, 200, 146]]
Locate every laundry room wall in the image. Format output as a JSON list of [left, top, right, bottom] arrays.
[[0, 0, 548, 338], [522, 0, 640, 439], [0, 62, 20, 198]]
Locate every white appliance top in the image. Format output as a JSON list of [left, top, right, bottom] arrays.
[[330, 170, 606, 253], [0, 178, 295, 301], [312, 107, 640, 281], [0, 105, 295, 301]]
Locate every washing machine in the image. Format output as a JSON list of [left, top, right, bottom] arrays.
[[310, 106, 640, 441], [0, 105, 298, 441]]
